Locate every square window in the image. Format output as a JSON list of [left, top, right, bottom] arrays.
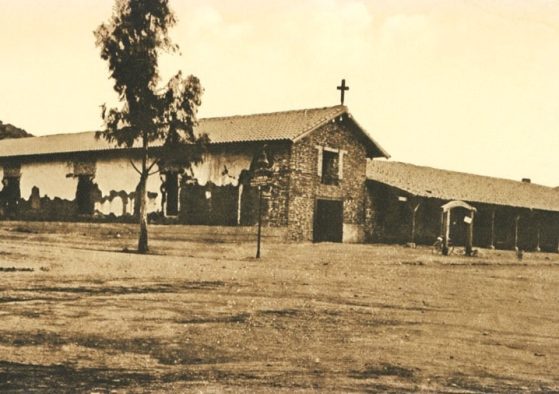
[[321, 150, 339, 185]]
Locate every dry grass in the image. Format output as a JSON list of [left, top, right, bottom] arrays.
[[0, 221, 558, 392]]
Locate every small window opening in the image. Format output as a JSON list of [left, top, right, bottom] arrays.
[[321, 150, 339, 185]]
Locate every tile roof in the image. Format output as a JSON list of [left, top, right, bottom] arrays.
[[367, 160, 559, 212], [201, 105, 347, 143], [0, 106, 389, 159]]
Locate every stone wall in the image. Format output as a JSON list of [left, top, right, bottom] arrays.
[[261, 142, 291, 227], [287, 116, 369, 242]]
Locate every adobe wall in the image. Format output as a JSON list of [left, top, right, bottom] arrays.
[[0, 154, 163, 220], [177, 142, 290, 228], [0, 142, 291, 228], [287, 116, 368, 242]]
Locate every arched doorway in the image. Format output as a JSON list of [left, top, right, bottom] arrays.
[[441, 200, 477, 256]]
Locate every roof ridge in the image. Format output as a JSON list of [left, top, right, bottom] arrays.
[[15, 106, 347, 139], [13, 130, 98, 140], [372, 160, 552, 189], [199, 105, 346, 122], [0, 104, 391, 159]]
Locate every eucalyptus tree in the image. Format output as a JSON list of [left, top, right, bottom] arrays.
[[95, 0, 206, 253]]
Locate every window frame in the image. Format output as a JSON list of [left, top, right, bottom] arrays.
[[316, 145, 345, 186]]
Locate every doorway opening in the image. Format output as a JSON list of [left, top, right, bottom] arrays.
[[1, 176, 21, 216], [313, 199, 343, 242], [76, 175, 95, 215], [165, 172, 179, 216]]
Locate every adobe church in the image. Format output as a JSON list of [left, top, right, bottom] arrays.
[[0, 105, 388, 243], [1, 103, 559, 251]]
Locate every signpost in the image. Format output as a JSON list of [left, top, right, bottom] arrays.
[[251, 148, 273, 259], [251, 176, 269, 259]]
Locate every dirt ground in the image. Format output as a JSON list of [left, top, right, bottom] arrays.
[[0, 221, 558, 393]]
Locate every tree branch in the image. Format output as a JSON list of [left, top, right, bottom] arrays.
[[129, 159, 142, 175], [147, 158, 160, 173]]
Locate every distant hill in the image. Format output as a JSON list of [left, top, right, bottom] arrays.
[[0, 121, 33, 140]]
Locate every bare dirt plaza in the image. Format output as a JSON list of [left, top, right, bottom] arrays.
[[0, 221, 557, 392]]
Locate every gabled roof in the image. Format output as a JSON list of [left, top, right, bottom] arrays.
[[367, 160, 559, 213], [0, 106, 389, 159]]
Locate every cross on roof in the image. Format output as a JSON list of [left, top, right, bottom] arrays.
[[337, 79, 349, 105]]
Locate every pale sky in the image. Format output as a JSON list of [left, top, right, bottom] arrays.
[[1, 0, 559, 186]]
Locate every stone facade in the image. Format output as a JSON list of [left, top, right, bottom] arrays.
[[259, 142, 291, 227], [287, 115, 369, 242]]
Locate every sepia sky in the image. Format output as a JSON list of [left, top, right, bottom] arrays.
[[1, 0, 559, 185]]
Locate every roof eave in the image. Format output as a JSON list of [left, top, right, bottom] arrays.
[[291, 106, 348, 144], [347, 115, 390, 159], [291, 106, 391, 159], [366, 178, 559, 213]]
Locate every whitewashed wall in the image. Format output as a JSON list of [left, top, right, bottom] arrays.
[[95, 157, 141, 193], [20, 161, 77, 200], [191, 151, 252, 186], [95, 157, 162, 215], [1, 157, 162, 215], [2, 149, 253, 217]]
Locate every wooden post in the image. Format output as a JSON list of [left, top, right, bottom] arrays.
[[556, 214, 559, 253], [442, 210, 451, 256], [256, 186, 263, 259], [489, 208, 496, 249], [514, 214, 520, 250], [410, 201, 421, 245], [237, 184, 243, 225], [466, 210, 474, 256], [440, 210, 444, 238], [536, 214, 541, 252]]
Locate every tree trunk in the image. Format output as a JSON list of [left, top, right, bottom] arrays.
[[137, 140, 149, 254]]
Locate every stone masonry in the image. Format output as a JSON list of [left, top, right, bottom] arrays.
[[286, 114, 368, 242]]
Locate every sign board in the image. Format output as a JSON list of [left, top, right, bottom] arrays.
[[251, 175, 269, 187], [463, 216, 472, 224]]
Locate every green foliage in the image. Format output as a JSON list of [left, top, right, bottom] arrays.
[[0, 121, 33, 140], [94, 0, 207, 163]]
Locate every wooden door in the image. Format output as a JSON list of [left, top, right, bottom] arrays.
[[313, 199, 343, 242]]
